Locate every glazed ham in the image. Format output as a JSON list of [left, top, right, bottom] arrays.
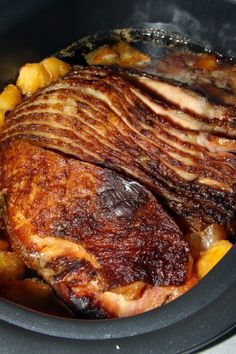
[[0, 140, 192, 318], [0, 64, 235, 317], [2, 66, 236, 229]]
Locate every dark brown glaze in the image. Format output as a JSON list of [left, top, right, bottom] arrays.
[[0, 140, 191, 318], [2, 65, 235, 230]]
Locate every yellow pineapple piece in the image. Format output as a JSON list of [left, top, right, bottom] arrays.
[[85, 45, 119, 66], [0, 279, 74, 316], [112, 42, 150, 67], [0, 84, 22, 112], [0, 251, 26, 280], [195, 54, 218, 70], [196, 240, 233, 279], [0, 110, 5, 129], [185, 224, 227, 260], [112, 281, 146, 300], [85, 42, 151, 67], [17, 63, 51, 96], [41, 57, 71, 81]]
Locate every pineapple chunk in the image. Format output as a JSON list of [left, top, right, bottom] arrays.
[[0, 251, 26, 280], [0, 83, 22, 129], [112, 281, 146, 300], [41, 57, 71, 81], [0, 279, 74, 316], [195, 54, 218, 70], [85, 45, 119, 66], [0, 110, 5, 129], [0, 84, 22, 112], [17, 63, 51, 96], [85, 42, 151, 67], [196, 240, 233, 279], [185, 224, 227, 260], [113, 42, 150, 67]]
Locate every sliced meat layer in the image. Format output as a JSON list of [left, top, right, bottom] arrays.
[[0, 140, 191, 318], [2, 65, 236, 229]]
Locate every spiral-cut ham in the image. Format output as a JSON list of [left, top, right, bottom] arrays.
[[2, 65, 236, 229], [0, 140, 193, 318]]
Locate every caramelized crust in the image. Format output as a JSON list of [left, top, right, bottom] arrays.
[[2, 65, 235, 229], [1, 62, 233, 317], [0, 140, 190, 317]]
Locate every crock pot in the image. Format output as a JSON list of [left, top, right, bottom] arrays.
[[0, 0, 236, 352]]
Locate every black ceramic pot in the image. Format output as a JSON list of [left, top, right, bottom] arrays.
[[0, 0, 236, 353]]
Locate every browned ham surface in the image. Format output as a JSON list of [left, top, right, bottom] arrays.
[[1, 63, 235, 318], [2, 66, 235, 229], [0, 140, 192, 318]]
